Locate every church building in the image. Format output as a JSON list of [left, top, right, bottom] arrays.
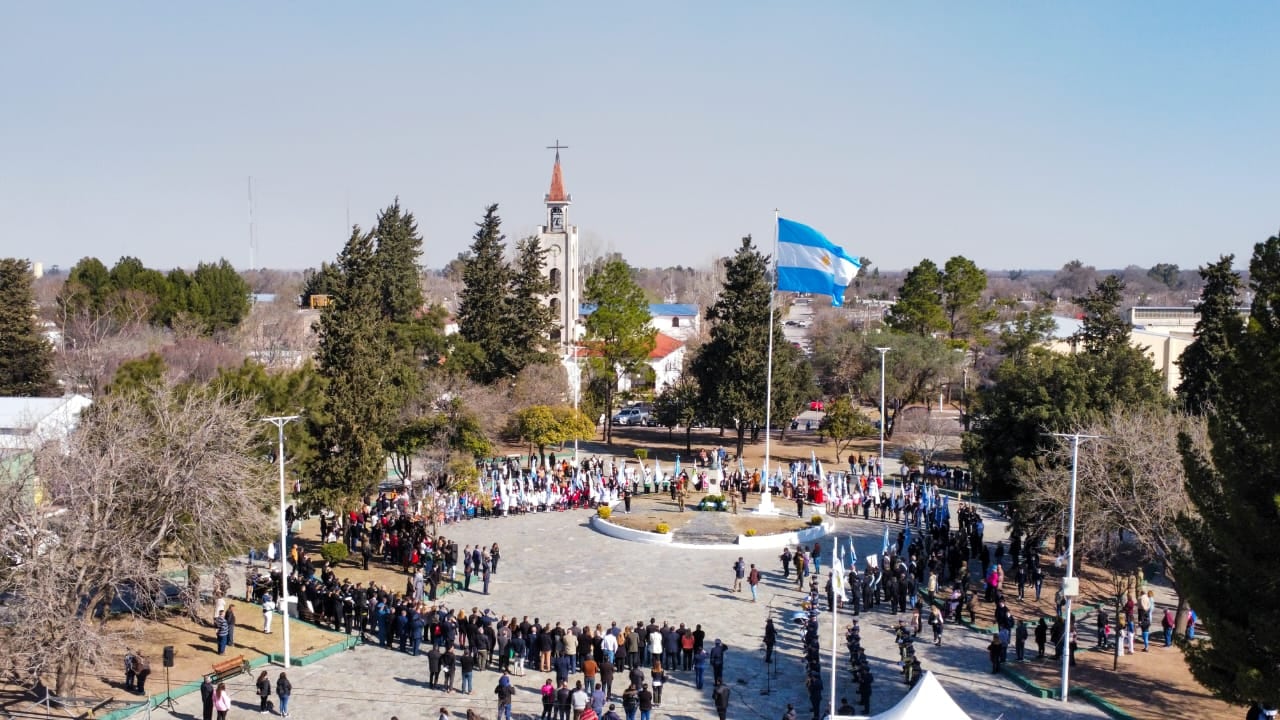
[[537, 146, 581, 348]]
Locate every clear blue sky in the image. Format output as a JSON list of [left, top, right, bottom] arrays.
[[2, 2, 1277, 273]]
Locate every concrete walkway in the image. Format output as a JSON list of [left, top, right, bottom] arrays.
[[134, 501, 1106, 720]]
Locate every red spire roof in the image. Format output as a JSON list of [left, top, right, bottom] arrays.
[[547, 151, 567, 202]]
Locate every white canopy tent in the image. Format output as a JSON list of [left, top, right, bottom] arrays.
[[834, 671, 975, 720]]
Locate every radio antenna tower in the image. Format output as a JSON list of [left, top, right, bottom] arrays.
[[248, 176, 257, 271]]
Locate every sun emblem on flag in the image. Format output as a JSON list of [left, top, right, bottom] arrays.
[[820, 254, 832, 267]]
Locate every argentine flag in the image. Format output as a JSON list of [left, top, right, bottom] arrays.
[[776, 218, 860, 307]]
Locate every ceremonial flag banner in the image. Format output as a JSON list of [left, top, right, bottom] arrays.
[[832, 540, 845, 596], [882, 525, 891, 556], [776, 218, 860, 307]]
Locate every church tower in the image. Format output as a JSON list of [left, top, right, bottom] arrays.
[[538, 144, 580, 348]]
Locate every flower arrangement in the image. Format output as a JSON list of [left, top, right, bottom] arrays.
[[655, 522, 671, 534], [597, 506, 612, 520]]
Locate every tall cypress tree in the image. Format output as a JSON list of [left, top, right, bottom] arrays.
[[310, 227, 397, 510], [0, 258, 57, 396], [456, 205, 513, 384], [1176, 256, 1243, 414], [373, 199, 425, 325], [507, 236, 556, 372], [692, 236, 801, 457], [1176, 234, 1280, 707]]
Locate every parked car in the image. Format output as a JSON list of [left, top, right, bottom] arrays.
[[809, 400, 825, 411], [611, 408, 649, 426]]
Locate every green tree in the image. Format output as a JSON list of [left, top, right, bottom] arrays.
[[817, 396, 875, 462], [692, 236, 806, 457], [510, 404, 594, 465], [653, 370, 701, 453], [941, 255, 993, 341], [58, 256, 113, 317], [301, 262, 343, 306], [1073, 274, 1130, 353], [1147, 262, 1182, 289], [372, 200, 425, 324], [507, 236, 557, 371], [1175, 233, 1280, 706], [212, 359, 327, 473], [310, 228, 398, 510], [1176, 256, 1243, 414], [886, 259, 946, 336], [188, 259, 251, 332], [584, 259, 654, 444], [964, 276, 1164, 499], [0, 258, 57, 396], [456, 204, 513, 383]]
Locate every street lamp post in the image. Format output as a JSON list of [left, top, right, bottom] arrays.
[[262, 415, 300, 668], [875, 347, 890, 476], [1050, 431, 1099, 703]]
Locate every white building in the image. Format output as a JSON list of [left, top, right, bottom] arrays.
[[646, 303, 700, 341], [537, 148, 581, 349], [0, 395, 93, 456]]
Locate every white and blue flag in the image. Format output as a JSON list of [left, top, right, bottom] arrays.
[[776, 217, 860, 307]]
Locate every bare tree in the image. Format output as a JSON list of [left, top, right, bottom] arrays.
[[1017, 407, 1207, 611], [510, 362, 570, 411], [0, 383, 275, 696], [898, 408, 960, 467]]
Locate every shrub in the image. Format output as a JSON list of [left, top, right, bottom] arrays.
[[703, 494, 726, 504], [901, 449, 923, 469], [597, 506, 612, 520], [320, 542, 349, 565], [634, 449, 649, 461], [809, 515, 824, 526], [745, 528, 758, 537], [655, 522, 671, 534]]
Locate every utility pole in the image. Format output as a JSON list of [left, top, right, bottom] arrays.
[[262, 415, 300, 667], [1050, 431, 1099, 703]]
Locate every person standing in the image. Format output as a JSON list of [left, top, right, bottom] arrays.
[[732, 558, 746, 593], [495, 674, 514, 720], [621, 684, 638, 720], [747, 564, 761, 603], [276, 672, 292, 718], [1162, 608, 1175, 647], [213, 683, 231, 720], [134, 653, 150, 696], [541, 679, 557, 720], [200, 675, 215, 720], [712, 679, 730, 720], [780, 547, 793, 579], [124, 651, 139, 693], [1035, 618, 1048, 658], [261, 592, 276, 634], [214, 611, 230, 655], [1015, 619, 1028, 661], [637, 683, 654, 720], [224, 605, 237, 650], [650, 662, 666, 707], [710, 639, 727, 685], [461, 652, 476, 694], [256, 670, 272, 713], [987, 633, 1004, 674], [693, 647, 707, 690], [763, 619, 776, 664]]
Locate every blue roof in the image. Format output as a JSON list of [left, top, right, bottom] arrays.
[[648, 303, 699, 316], [579, 303, 699, 317]]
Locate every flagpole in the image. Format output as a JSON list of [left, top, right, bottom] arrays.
[[830, 535, 840, 719], [759, 209, 779, 514]]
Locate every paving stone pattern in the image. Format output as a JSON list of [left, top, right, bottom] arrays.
[[141, 504, 1107, 720]]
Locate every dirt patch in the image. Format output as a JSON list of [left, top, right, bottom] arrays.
[[0, 605, 350, 717], [966, 559, 1239, 719], [724, 514, 811, 537]]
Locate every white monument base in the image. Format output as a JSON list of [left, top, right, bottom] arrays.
[[754, 492, 780, 516]]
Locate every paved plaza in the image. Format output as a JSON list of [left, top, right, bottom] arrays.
[[140, 504, 1107, 720]]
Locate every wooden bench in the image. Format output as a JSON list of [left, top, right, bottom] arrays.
[[210, 655, 250, 684]]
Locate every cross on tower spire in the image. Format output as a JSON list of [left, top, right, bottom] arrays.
[[545, 140, 569, 203]]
